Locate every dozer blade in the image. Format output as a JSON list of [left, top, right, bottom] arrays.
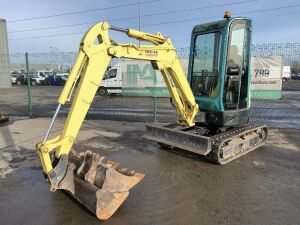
[[56, 150, 144, 220], [144, 123, 268, 165]]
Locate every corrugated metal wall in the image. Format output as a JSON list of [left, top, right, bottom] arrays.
[[0, 19, 11, 88]]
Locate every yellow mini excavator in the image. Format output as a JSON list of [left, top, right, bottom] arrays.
[[36, 12, 267, 220]]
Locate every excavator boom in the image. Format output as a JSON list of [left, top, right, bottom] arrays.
[[37, 21, 198, 220]]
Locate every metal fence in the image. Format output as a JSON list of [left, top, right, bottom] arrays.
[[0, 43, 299, 129], [177, 43, 300, 66]]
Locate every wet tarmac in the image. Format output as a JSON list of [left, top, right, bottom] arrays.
[[0, 118, 299, 225]]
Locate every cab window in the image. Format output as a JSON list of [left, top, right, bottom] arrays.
[[224, 20, 250, 110], [227, 22, 247, 68], [104, 69, 117, 80], [191, 32, 222, 97]]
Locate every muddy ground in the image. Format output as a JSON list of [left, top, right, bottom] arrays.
[[0, 118, 299, 225]]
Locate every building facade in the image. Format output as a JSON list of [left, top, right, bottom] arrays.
[[0, 19, 11, 88]]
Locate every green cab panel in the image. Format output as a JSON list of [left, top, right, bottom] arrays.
[[188, 17, 252, 113]]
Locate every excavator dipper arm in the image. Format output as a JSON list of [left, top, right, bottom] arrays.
[[36, 22, 198, 220]]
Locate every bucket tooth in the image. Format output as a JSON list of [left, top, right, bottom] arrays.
[[119, 167, 128, 173], [76, 151, 104, 184], [127, 170, 136, 176], [107, 160, 120, 169]]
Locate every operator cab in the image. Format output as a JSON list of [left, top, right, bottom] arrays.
[[188, 13, 252, 126]]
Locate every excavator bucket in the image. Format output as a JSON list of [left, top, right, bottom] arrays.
[[57, 150, 144, 220]]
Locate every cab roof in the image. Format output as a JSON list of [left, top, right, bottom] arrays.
[[192, 19, 228, 33], [192, 17, 250, 33]]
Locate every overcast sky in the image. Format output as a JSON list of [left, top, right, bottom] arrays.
[[1, 0, 300, 53]]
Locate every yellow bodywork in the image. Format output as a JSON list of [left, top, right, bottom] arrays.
[[37, 22, 199, 174]]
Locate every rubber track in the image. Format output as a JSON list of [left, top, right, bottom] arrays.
[[207, 123, 268, 165]]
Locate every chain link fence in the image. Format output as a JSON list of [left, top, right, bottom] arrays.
[[0, 43, 299, 128]]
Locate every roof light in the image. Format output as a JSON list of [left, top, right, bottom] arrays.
[[224, 10, 231, 19]]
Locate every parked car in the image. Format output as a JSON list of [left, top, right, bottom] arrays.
[[11, 71, 19, 75], [16, 74, 38, 86], [31, 74, 41, 86], [11, 74, 19, 85], [291, 73, 300, 80], [35, 71, 52, 85], [45, 75, 67, 86], [55, 72, 69, 77]]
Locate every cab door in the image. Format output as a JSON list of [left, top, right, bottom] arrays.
[[190, 31, 223, 111], [224, 19, 251, 110]]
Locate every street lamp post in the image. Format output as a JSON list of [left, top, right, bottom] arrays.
[[50, 46, 53, 66]]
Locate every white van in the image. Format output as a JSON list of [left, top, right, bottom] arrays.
[[97, 59, 189, 96], [35, 70, 52, 85], [282, 66, 291, 81], [98, 65, 122, 96]]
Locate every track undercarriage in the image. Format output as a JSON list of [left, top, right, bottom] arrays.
[[144, 123, 268, 165]]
